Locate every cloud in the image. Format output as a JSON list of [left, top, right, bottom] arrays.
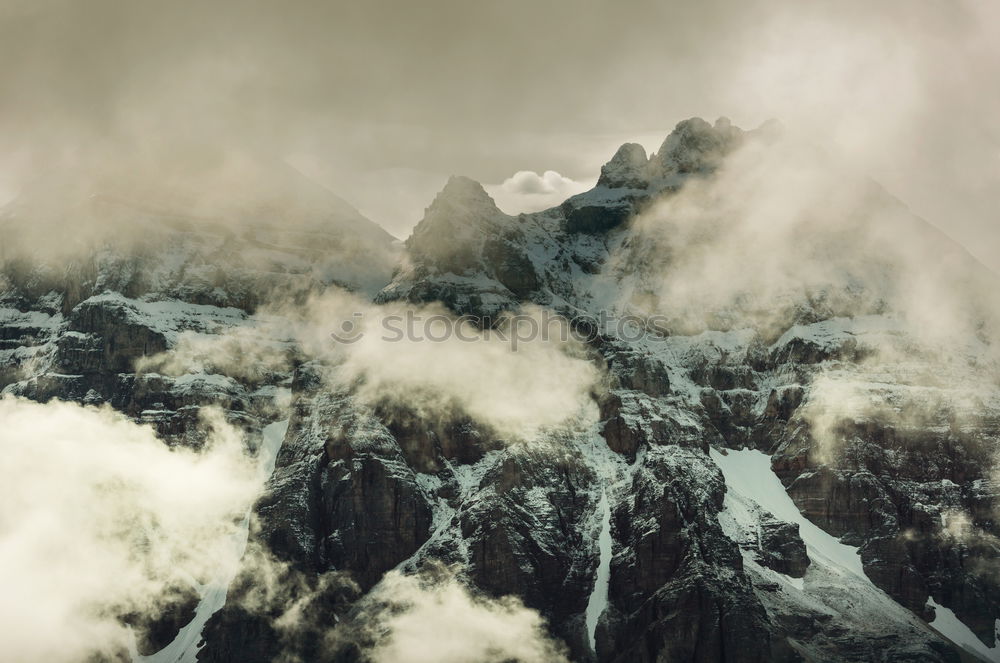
[[137, 290, 601, 440], [136, 325, 294, 385], [0, 396, 264, 663], [364, 569, 569, 663], [486, 170, 593, 214], [286, 291, 602, 439], [228, 564, 571, 662], [334, 303, 600, 438], [500, 170, 579, 195]]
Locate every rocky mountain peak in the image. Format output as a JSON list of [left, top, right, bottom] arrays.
[[561, 118, 750, 234], [427, 175, 499, 215], [597, 143, 650, 189], [651, 116, 744, 176], [404, 175, 511, 276], [411, 176, 506, 242]]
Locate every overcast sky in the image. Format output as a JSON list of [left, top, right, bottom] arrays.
[[0, 0, 997, 269]]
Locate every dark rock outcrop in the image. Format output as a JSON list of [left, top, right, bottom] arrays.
[[756, 516, 810, 577]]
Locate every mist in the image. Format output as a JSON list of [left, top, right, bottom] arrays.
[[0, 0, 995, 267], [364, 569, 570, 663], [0, 396, 265, 663], [1, 1, 999, 660], [614, 128, 1000, 344], [140, 290, 602, 441]]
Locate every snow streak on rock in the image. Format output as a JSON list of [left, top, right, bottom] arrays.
[[584, 487, 612, 653], [135, 415, 290, 663]]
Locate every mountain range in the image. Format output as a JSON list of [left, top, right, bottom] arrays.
[[1, 117, 998, 663]]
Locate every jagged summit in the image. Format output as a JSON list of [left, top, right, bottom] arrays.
[[411, 175, 505, 238], [417, 175, 504, 230], [597, 143, 650, 189], [649, 116, 745, 177], [592, 116, 786, 197], [560, 117, 777, 233], [403, 175, 513, 278], [592, 117, 748, 193]]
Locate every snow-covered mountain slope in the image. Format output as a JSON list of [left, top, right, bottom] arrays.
[[2, 119, 999, 663], [0, 158, 399, 414], [364, 117, 1000, 662]]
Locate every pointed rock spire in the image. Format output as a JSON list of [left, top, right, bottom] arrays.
[[406, 175, 507, 274], [426, 175, 500, 216], [597, 143, 650, 189]]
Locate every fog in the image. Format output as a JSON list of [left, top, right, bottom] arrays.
[[1, 1, 998, 659], [0, 0, 995, 265], [615, 128, 1000, 344], [0, 396, 263, 663], [141, 290, 602, 440]]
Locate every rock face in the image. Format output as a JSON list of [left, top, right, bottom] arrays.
[[406, 176, 502, 274], [60, 295, 169, 374], [772, 391, 1000, 645], [2, 120, 999, 663], [604, 446, 778, 663], [756, 517, 810, 577], [377, 176, 542, 316]]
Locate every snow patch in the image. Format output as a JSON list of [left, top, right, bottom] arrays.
[[712, 446, 1000, 660], [926, 598, 1000, 662], [710, 447, 867, 580], [80, 292, 248, 344]]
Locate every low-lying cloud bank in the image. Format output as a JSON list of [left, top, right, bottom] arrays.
[[141, 292, 602, 441], [0, 396, 262, 663], [330, 301, 600, 438], [364, 569, 570, 663]]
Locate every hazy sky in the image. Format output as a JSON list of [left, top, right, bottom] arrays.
[[0, 0, 997, 268]]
